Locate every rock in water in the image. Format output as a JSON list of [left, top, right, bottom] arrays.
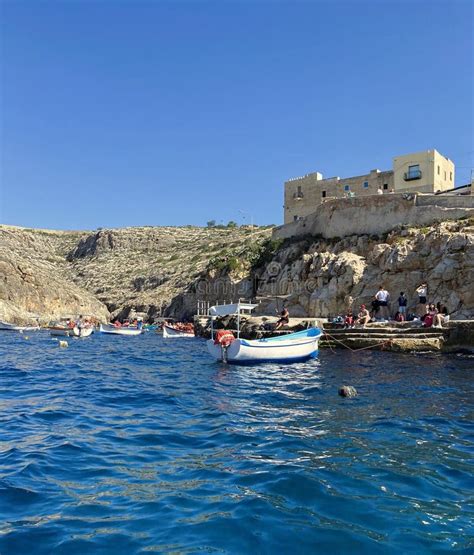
[[339, 385, 357, 398]]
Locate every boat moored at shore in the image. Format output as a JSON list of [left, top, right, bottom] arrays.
[[206, 302, 322, 364], [99, 324, 143, 336], [163, 324, 195, 338], [0, 321, 40, 332]]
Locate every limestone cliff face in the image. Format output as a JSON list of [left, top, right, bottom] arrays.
[[251, 219, 474, 319], [1, 219, 472, 324], [0, 226, 109, 324], [0, 225, 272, 323]]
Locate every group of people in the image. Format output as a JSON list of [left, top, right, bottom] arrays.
[[113, 318, 143, 329], [66, 315, 93, 329], [341, 283, 450, 329]]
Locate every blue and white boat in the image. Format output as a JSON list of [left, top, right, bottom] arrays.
[[206, 302, 322, 364]]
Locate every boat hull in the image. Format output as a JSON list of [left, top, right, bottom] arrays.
[[49, 327, 72, 337], [207, 328, 321, 364], [71, 327, 94, 338], [99, 324, 142, 336], [163, 325, 194, 338], [0, 321, 40, 332]]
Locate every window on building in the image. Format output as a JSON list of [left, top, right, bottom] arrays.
[[450, 172, 453, 181], [297, 185, 302, 196], [344, 185, 350, 192], [383, 183, 388, 190], [363, 181, 369, 188], [444, 171, 446, 180], [405, 164, 421, 180], [293, 215, 299, 222], [438, 165, 440, 175], [322, 190, 326, 198]]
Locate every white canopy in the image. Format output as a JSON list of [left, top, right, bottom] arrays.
[[209, 302, 258, 317]]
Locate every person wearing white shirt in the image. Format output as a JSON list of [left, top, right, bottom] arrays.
[[375, 286, 390, 320]]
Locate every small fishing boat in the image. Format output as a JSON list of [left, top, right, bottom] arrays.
[[99, 324, 143, 336], [163, 324, 195, 338], [71, 326, 94, 338], [0, 320, 40, 332], [49, 326, 72, 337], [206, 302, 322, 364]]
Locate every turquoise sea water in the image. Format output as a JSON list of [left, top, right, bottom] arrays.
[[0, 331, 473, 554]]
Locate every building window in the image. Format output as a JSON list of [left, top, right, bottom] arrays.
[[404, 165, 422, 180], [344, 185, 350, 192], [363, 181, 369, 188], [383, 183, 388, 190], [438, 165, 440, 175], [293, 215, 298, 222], [444, 171, 446, 180], [322, 190, 326, 198], [450, 172, 453, 181]]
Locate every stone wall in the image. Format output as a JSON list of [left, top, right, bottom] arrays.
[[274, 194, 474, 240]]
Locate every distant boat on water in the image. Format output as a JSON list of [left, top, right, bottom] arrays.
[[163, 324, 195, 338], [99, 324, 143, 336], [0, 321, 40, 332]]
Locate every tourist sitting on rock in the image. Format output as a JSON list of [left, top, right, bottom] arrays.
[[355, 305, 370, 328], [423, 304, 438, 328], [274, 307, 289, 330], [344, 311, 354, 329], [434, 303, 449, 328], [394, 311, 405, 322]]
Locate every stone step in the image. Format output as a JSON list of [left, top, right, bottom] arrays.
[[320, 336, 443, 352], [323, 326, 445, 335], [322, 332, 444, 340]]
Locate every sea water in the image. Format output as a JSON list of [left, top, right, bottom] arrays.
[[0, 331, 473, 554]]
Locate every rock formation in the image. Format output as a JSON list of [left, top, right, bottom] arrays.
[[1, 217, 473, 324]]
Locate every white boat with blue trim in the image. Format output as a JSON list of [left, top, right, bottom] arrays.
[[207, 327, 322, 364], [205, 302, 322, 364]]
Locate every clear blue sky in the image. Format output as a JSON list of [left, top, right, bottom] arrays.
[[1, 0, 472, 229]]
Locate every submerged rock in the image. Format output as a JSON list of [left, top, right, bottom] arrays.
[[338, 385, 358, 398]]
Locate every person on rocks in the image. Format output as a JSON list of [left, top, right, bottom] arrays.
[[398, 292, 408, 316], [355, 304, 371, 328], [423, 304, 438, 328], [434, 303, 449, 328], [416, 283, 428, 313], [275, 306, 289, 330], [344, 311, 354, 329], [375, 286, 390, 320], [394, 311, 405, 322]]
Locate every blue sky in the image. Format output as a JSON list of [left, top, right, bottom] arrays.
[[1, 0, 472, 229]]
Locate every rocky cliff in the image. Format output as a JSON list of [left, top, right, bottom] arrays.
[[179, 218, 474, 320], [0, 225, 272, 324], [1, 218, 473, 324]]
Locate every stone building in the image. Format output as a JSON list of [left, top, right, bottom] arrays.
[[284, 149, 455, 224]]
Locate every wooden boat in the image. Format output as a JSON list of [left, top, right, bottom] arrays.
[[207, 328, 322, 364], [206, 302, 322, 364], [163, 324, 195, 338], [49, 326, 72, 337], [0, 320, 40, 332], [71, 326, 94, 338], [99, 324, 142, 336]]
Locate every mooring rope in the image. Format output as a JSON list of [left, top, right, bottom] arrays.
[[322, 331, 393, 352]]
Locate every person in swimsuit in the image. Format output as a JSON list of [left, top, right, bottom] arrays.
[[275, 307, 289, 330]]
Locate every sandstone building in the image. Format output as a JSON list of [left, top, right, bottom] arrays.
[[284, 149, 455, 223]]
